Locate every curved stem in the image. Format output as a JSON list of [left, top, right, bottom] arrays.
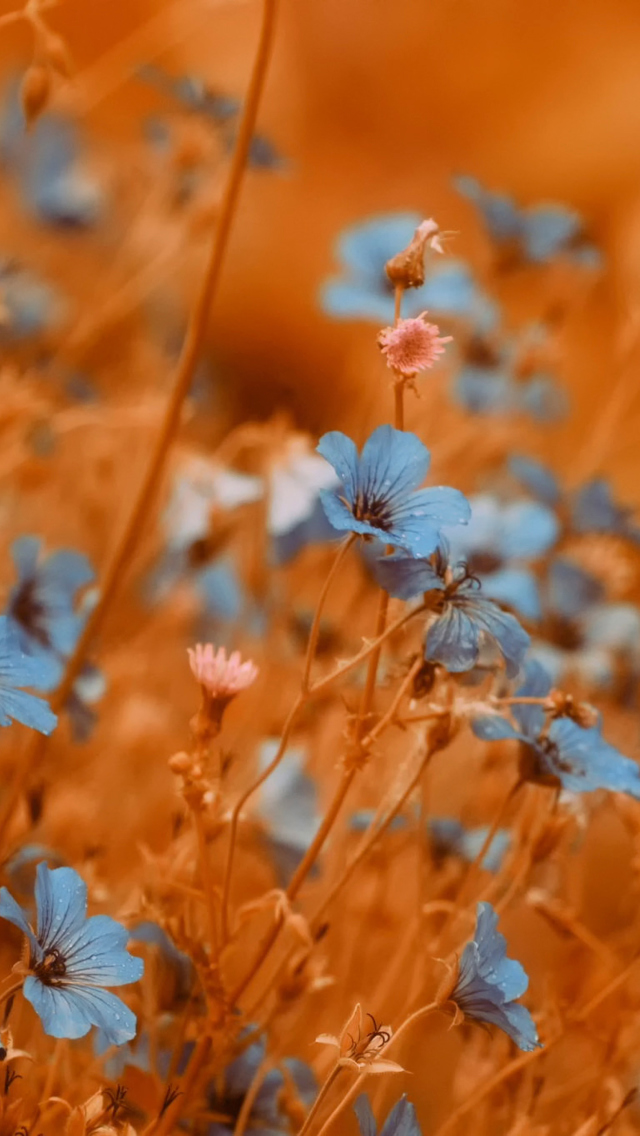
[[220, 693, 304, 945], [233, 1056, 274, 1136], [193, 807, 219, 962], [309, 602, 427, 697], [147, 1036, 213, 1136], [433, 1043, 553, 1136], [286, 767, 356, 902], [301, 536, 355, 693], [0, 0, 280, 846], [313, 1072, 364, 1136], [296, 1065, 343, 1136]]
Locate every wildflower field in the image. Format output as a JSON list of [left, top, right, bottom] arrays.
[[2, 0, 640, 1133]]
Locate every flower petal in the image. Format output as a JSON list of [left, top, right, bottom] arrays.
[[35, 864, 88, 951], [426, 606, 480, 673], [374, 556, 443, 599], [0, 887, 41, 956], [24, 977, 137, 1044], [359, 426, 430, 507], [63, 914, 144, 986], [317, 432, 360, 505]]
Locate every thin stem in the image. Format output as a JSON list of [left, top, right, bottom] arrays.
[[0, 978, 24, 1008], [311, 738, 432, 929], [394, 285, 404, 324], [309, 602, 427, 697], [382, 1001, 439, 1055], [220, 693, 304, 944], [355, 590, 390, 742], [313, 1072, 364, 1136], [146, 1035, 212, 1136], [301, 536, 355, 693], [286, 767, 356, 901], [193, 807, 219, 961], [360, 658, 421, 749], [296, 1065, 343, 1136], [393, 382, 405, 431], [0, 0, 280, 846], [233, 1056, 273, 1136], [574, 956, 640, 1020], [455, 781, 522, 909]]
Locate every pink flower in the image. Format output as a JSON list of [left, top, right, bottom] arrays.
[[378, 312, 452, 378], [187, 643, 258, 701]]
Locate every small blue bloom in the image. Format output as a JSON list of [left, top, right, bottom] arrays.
[[0, 259, 61, 341], [571, 478, 640, 541], [427, 817, 510, 873], [1, 81, 103, 227], [196, 560, 244, 623], [6, 536, 95, 689], [354, 1094, 423, 1136], [0, 863, 143, 1044], [137, 64, 240, 123], [0, 616, 57, 734], [207, 1033, 316, 1135], [451, 902, 540, 1051], [320, 212, 499, 330], [544, 558, 602, 621], [472, 661, 640, 797], [375, 552, 529, 678], [454, 175, 601, 267], [508, 454, 561, 508], [317, 426, 470, 558]]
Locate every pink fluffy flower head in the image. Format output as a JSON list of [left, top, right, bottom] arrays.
[[188, 643, 258, 702], [378, 312, 452, 378]]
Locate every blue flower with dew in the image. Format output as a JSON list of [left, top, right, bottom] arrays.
[[320, 212, 499, 331], [427, 818, 510, 873], [0, 616, 57, 734], [472, 660, 640, 797], [454, 175, 601, 267], [354, 1093, 423, 1136], [375, 549, 529, 678], [447, 899, 543, 1049], [317, 426, 470, 558], [447, 901, 540, 1051], [6, 536, 95, 690], [0, 863, 143, 1044]]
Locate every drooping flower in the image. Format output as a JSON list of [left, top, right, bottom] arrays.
[[445, 901, 540, 1051], [317, 426, 470, 558], [320, 212, 499, 330], [444, 493, 559, 621], [375, 550, 529, 678], [427, 817, 510, 873], [472, 660, 640, 797], [188, 643, 258, 701], [354, 1094, 423, 1136], [5, 535, 95, 689], [378, 313, 451, 377], [0, 615, 57, 734], [0, 863, 143, 1044]]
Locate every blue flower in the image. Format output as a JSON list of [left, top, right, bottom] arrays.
[[472, 661, 640, 797], [206, 1033, 316, 1135], [571, 479, 640, 541], [454, 347, 566, 423], [507, 455, 561, 508], [427, 817, 510, 873], [320, 212, 499, 330], [375, 552, 529, 678], [0, 863, 143, 1044], [317, 426, 470, 558], [454, 175, 601, 267], [1, 81, 103, 227], [444, 493, 559, 621], [0, 260, 60, 341], [354, 1094, 423, 1136], [450, 902, 540, 1051], [0, 616, 57, 734], [6, 536, 95, 689]]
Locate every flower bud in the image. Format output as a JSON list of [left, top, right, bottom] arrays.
[[385, 218, 444, 290]]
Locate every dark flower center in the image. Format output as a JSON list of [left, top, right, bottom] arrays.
[[352, 493, 392, 532], [11, 580, 51, 648], [34, 947, 67, 984], [518, 738, 563, 789]]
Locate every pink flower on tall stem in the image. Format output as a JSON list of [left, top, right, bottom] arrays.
[[188, 644, 258, 701], [378, 312, 452, 378]]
